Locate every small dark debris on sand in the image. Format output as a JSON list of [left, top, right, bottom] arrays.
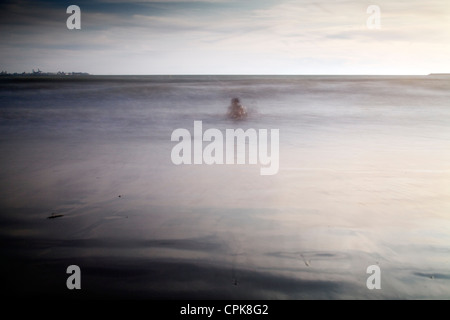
[[118, 195, 122, 198], [300, 254, 311, 267], [47, 213, 64, 219]]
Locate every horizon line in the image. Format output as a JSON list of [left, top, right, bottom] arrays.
[[4, 73, 450, 76]]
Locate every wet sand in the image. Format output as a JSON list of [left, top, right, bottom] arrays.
[[1, 75, 450, 299]]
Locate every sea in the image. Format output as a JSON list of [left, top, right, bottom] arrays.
[[0, 75, 449, 299]]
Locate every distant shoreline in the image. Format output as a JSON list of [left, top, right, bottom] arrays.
[[0, 70, 90, 76]]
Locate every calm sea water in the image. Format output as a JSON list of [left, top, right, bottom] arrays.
[[0, 75, 449, 299]]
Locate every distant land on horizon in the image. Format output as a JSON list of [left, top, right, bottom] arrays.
[[0, 69, 90, 76]]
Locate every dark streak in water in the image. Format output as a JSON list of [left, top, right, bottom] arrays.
[[47, 213, 64, 219], [0, 234, 226, 253], [414, 272, 450, 280], [266, 251, 347, 261]]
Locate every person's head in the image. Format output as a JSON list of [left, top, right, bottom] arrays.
[[231, 97, 240, 104]]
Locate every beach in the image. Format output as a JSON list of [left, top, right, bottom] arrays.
[[1, 75, 449, 299]]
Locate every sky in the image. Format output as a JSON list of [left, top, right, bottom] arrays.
[[0, 0, 449, 75]]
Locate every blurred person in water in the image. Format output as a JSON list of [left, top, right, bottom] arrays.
[[228, 97, 247, 120]]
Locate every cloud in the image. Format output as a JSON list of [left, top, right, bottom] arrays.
[[0, 0, 449, 74]]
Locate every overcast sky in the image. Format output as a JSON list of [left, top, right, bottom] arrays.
[[0, 0, 449, 74]]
